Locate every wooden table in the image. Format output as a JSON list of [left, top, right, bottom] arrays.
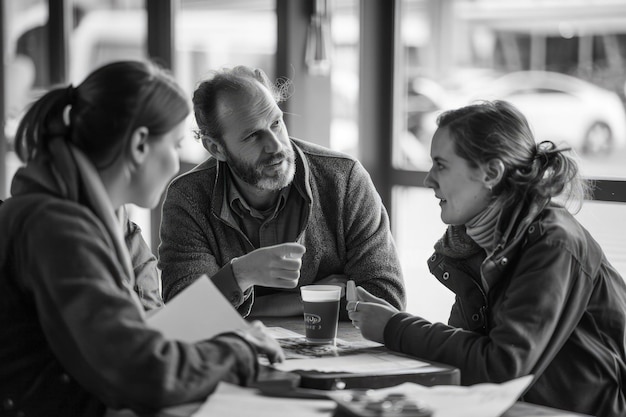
[[107, 316, 593, 417], [239, 317, 593, 416]]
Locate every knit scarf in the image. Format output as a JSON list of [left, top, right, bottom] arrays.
[[465, 198, 503, 253], [433, 198, 504, 262]]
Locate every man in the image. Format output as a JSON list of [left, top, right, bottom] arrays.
[[158, 66, 405, 317]]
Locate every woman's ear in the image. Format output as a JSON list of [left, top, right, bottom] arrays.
[[128, 126, 150, 167], [202, 136, 228, 162], [483, 159, 505, 189]]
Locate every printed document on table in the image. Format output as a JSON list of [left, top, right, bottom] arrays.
[[191, 382, 336, 417], [270, 351, 429, 373], [327, 375, 535, 417], [147, 274, 249, 342], [191, 376, 535, 417], [262, 326, 428, 372]]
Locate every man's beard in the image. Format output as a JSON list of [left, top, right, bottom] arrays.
[[224, 145, 296, 191]]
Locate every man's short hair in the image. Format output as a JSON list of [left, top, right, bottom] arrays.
[[192, 66, 292, 148]]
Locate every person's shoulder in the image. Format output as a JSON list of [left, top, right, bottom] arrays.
[[529, 204, 611, 276], [292, 138, 363, 180], [2, 194, 102, 238], [168, 157, 218, 190], [3, 193, 85, 216], [537, 205, 581, 232], [292, 138, 357, 163], [528, 204, 590, 247], [0, 195, 102, 269]]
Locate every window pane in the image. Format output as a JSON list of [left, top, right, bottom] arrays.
[[392, 186, 453, 323], [330, 0, 360, 157], [575, 201, 626, 275], [177, 0, 276, 164], [393, 0, 626, 322], [394, 0, 626, 180], [70, 1, 147, 83], [4, 0, 49, 197]]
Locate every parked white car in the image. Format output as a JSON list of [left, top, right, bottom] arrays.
[[411, 71, 626, 157], [477, 71, 626, 155]]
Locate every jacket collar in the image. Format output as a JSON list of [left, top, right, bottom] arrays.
[[494, 197, 549, 252], [434, 196, 551, 293]]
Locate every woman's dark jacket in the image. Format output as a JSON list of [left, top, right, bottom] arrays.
[[0, 145, 259, 417], [385, 202, 626, 417]]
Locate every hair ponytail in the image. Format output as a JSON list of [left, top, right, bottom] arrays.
[[14, 61, 189, 169], [15, 86, 74, 162], [527, 141, 591, 211]]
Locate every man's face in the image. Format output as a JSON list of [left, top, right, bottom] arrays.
[[217, 81, 295, 191]]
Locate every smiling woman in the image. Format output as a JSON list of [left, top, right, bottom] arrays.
[[392, 3, 626, 328], [350, 100, 626, 417]]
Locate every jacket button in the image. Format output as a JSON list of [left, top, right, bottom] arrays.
[[430, 254, 437, 262], [2, 398, 14, 410], [528, 225, 535, 234], [472, 313, 480, 321], [500, 258, 508, 266], [60, 373, 71, 383], [442, 272, 450, 280]]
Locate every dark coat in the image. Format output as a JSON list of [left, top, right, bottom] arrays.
[[158, 138, 406, 316], [385, 203, 626, 417], [0, 148, 258, 417]]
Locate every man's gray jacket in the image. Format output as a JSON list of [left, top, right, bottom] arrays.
[[158, 138, 406, 316]]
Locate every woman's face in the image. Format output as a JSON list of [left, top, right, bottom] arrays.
[[132, 120, 186, 209], [424, 126, 492, 225]]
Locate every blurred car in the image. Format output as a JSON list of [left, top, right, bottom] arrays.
[[478, 71, 626, 155], [410, 71, 626, 157]]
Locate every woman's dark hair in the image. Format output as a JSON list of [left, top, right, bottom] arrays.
[[437, 100, 591, 211], [192, 65, 292, 148], [15, 60, 190, 169]]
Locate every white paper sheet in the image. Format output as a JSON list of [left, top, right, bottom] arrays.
[[271, 351, 429, 373], [190, 376, 534, 417], [328, 375, 534, 417], [191, 382, 336, 417], [147, 274, 250, 342]]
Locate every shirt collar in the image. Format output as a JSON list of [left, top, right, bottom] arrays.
[[225, 167, 291, 221], [214, 139, 313, 221]]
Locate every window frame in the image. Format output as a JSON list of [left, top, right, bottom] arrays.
[[1, 0, 624, 226]]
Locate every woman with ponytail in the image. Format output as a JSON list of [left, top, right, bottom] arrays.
[[0, 61, 282, 417], [348, 101, 626, 417]]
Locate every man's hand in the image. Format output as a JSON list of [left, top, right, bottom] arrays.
[[232, 243, 306, 291], [347, 286, 398, 344], [236, 321, 285, 364]]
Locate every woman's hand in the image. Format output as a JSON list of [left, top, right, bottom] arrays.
[[346, 286, 398, 344], [236, 321, 285, 364]]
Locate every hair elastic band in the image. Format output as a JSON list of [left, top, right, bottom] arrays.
[[62, 84, 75, 127], [62, 105, 72, 127]]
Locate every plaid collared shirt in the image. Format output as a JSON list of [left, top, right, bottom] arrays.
[[224, 168, 305, 249]]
